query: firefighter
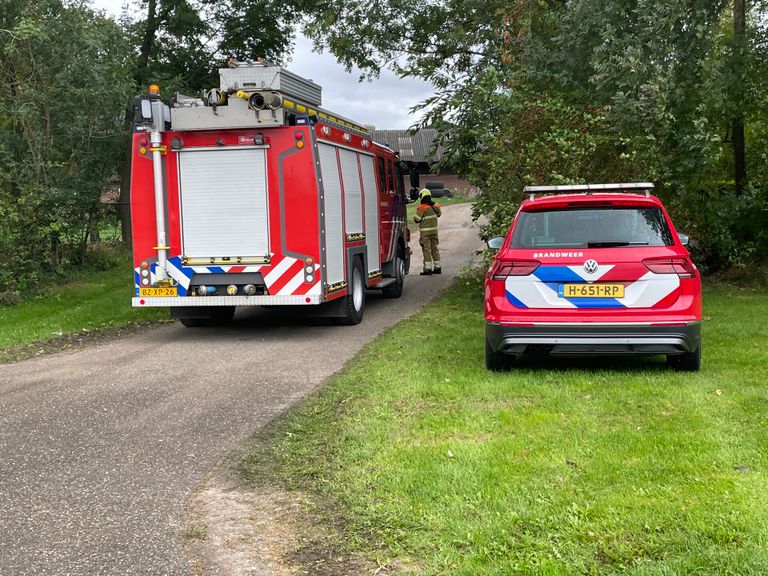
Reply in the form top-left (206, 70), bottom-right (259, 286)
top-left (414, 188), bottom-right (442, 275)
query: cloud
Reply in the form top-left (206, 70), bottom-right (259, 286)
top-left (287, 34), bottom-right (434, 129)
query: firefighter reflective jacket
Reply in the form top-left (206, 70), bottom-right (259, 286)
top-left (414, 202), bottom-right (442, 236)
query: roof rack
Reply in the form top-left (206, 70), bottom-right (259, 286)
top-left (523, 182), bottom-right (654, 201)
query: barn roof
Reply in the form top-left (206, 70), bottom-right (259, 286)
top-left (372, 128), bottom-right (444, 163)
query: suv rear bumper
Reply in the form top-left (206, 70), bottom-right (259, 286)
top-left (486, 321), bottom-right (701, 356)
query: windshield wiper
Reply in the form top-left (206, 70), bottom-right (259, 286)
top-left (587, 241), bottom-right (649, 248)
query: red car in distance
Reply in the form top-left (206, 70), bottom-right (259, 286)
top-left (484, 183), bottom-right (702, 371)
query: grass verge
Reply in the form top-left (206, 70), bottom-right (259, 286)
top-left (241, 277), bottom-right (768, 575)
top-left (0, 263), bottom-right (168, 361)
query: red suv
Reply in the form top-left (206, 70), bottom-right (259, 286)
top-left (484, 183), bottom-right (702, 371)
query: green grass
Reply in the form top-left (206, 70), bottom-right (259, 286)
top-left (0, 263), bottom-right (168, 351)
top-left (241, 278), bottom-right (768, 574)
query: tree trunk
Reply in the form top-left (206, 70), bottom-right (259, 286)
top-left (733, 0), bottom-right (746, 193)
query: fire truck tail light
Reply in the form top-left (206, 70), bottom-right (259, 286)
top-left (140, 261), bottom-right (149, 269)
top-left (305, 265), bottom-right (313, 274)
top-left (141, 278), bottom-right (150, 286)
top-left (305, 257), bottom-right (313, 265)
top-left (490, 259), bottom-right (540, 279)
top-left (141, 269), bottom-right (149, 278)
top-left (306, 275), bottom-right (314, 283)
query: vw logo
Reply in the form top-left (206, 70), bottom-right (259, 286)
top-left (583, 259), bottom-right (599, 274)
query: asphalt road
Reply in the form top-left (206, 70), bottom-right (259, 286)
top-left (0, 204), bottom-right (481, 576)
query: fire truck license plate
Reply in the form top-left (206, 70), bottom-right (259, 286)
top-left (562, 284), bottom-right (624, 298)
top-left (140, 287), bottom-right (178, 297)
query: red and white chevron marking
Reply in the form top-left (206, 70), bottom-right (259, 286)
top-left (190, 256), bottom-right (320, 296)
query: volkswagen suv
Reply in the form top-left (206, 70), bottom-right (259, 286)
top-left (484, 183), bottom-right (702, 371)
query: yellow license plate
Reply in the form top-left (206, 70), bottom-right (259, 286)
top-left (139, 287), bottom-right (178, 297)
top-left (562, 283), bottom-right (624, 298)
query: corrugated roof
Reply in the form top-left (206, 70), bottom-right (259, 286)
top-left (372, 128), bottom-right (443, 163)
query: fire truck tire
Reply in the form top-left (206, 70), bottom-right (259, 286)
top-left (178, 306), bottom-right (235, 327)
top-left (335, 258), bottom-right (365, 325)
top-left (383, 250), bottom-right (405, 299)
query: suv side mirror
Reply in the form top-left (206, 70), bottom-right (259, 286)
top-left (487, 237), bottom-right (504, 251)
top-left (678, 232), bottom-right (690, 247)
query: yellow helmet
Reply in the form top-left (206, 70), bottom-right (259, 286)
top-left (419, 188), bottom-right (432, 201)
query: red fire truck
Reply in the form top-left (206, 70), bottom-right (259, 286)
top-left (130, 63), bottom-right (410, 326)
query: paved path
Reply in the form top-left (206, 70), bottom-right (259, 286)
top-left (0, 204), bottom-right (481, 576)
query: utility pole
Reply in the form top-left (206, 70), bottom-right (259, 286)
top-left (733, 0), bottom-right (746, 194)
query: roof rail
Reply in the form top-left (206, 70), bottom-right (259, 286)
top-left (523, 182), bottom-right (654, 201)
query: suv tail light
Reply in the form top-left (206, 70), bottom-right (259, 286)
top-left (643, 257), bottom-right (695, 278)
top-left (490, 259), bottom-right (540, 279)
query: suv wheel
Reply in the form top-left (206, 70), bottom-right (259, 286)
top-left (667, 343), bottom-right (702, 372)
top-left (485, 339), bottom-right (516, 371)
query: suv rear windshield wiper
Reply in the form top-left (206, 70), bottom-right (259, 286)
top-left (587, 241), bottom-right (650, 248)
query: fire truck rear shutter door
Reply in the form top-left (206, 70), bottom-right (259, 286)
top-left (178, 148), bottom-right (269, 260)
top-left (318, 143), bottom-right (345, 285)
top-left (339, 149), bottom-right (363, 235)
top-left (359, 155), bottom-right (380, 273)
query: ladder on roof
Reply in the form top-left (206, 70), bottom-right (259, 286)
top-left (523, 182), bottom-right (654, 201)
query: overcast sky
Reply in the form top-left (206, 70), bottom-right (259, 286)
top-left (91, 0), bottom-right (434, 129)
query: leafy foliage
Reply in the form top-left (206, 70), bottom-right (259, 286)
top-left (304, 0), bottom-right (768, 271)
top-left (0, 0), bottom-right (133, 292)
top-left (122, 0), bottom-right (311, 92)
top-left (0, 0), bottom-right (305, 295)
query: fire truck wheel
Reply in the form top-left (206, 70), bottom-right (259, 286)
top-left (178, 306), bottom-right (235, 327)
top-left (336, 258), bottom-right (365, 325)
top-left (383, 250), bottom-right (405, 299)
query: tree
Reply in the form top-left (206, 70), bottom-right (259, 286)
top-left (0, 0), bottom-right (133, 292)
top-left (116, 0), bottom-right (314, 243)
top-left (303, 0), bottom-right (768, 269)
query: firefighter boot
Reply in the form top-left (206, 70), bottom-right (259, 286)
top-left (420, 269), bottom-right (433, 276)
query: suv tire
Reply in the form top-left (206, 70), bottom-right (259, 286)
top-left (485, 339), bottom-right (516, 371)
top-left (667, 343), bottom-right (701, 372)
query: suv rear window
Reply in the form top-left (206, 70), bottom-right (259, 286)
top-left (510, 207), bottom-right (674, 248)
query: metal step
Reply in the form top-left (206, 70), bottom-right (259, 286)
top-left (369, 278), bottom-right (397, 290)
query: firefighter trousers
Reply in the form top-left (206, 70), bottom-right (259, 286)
top-left (420, 235), bottom-right (440, 271)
